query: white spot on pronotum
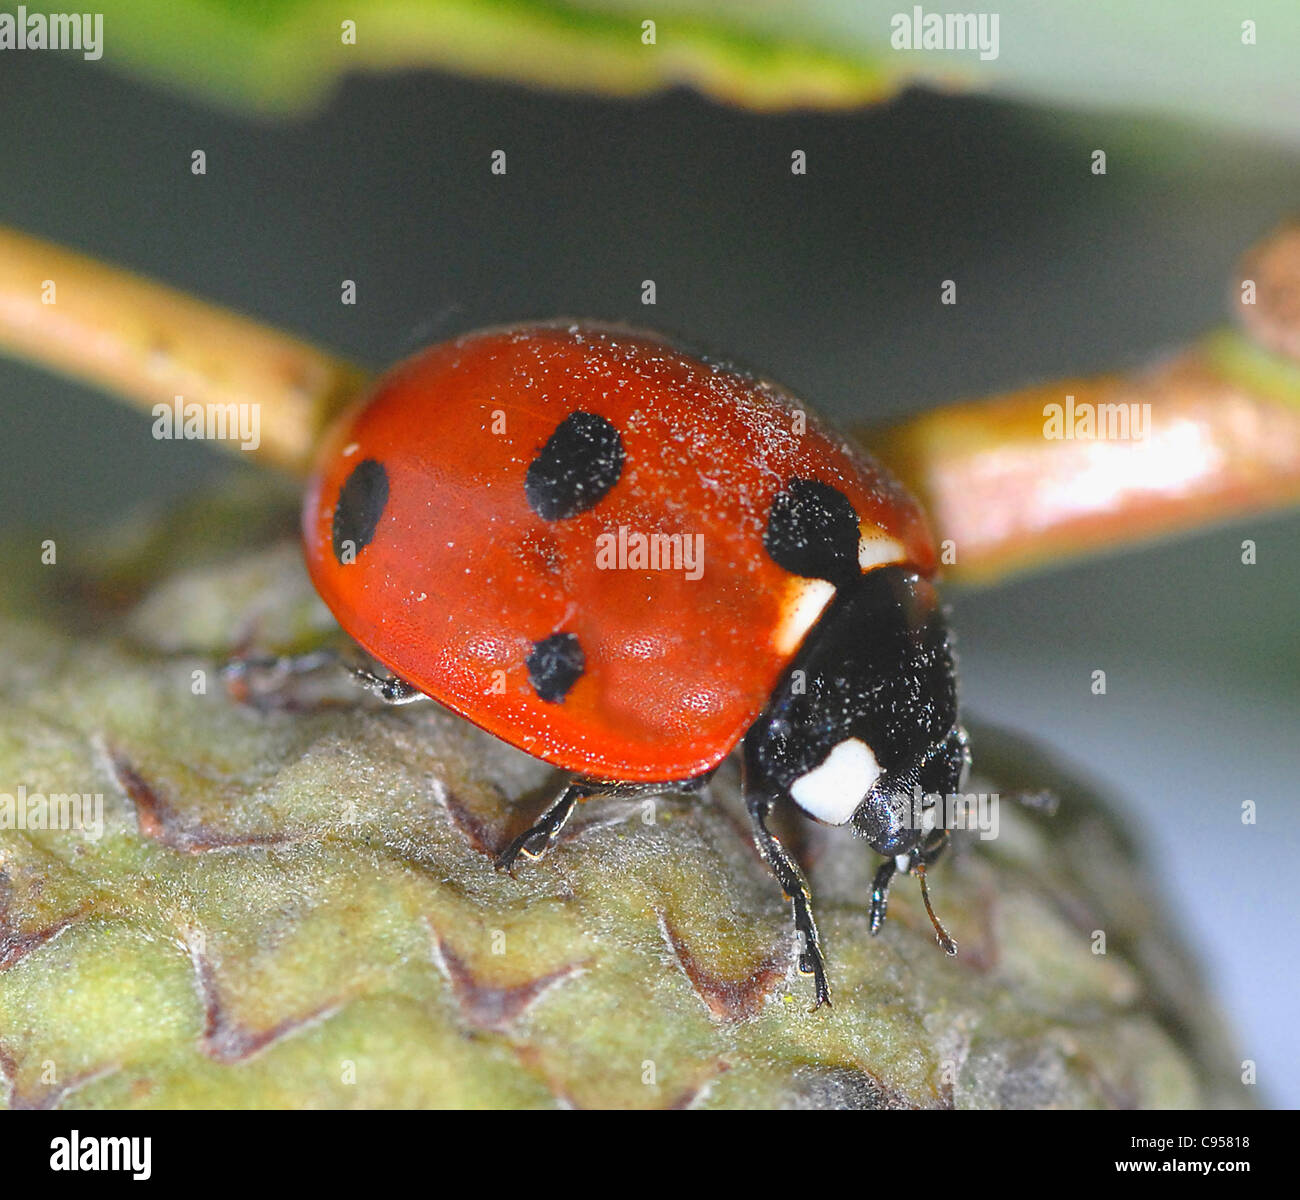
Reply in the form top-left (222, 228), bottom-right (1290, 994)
top-left (789, 738), bottom-right (883, 826)
top-left (772, 578), bottom-right (836, 655)
top-left (342, 442), bottom-right (359, 457)
top-left (857, 529), bottom-right (906, 572)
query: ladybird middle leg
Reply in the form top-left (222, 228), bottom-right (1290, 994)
top-left (495, 777), bottom-right (710, 872)
top-left (494, 778), bottom-right (599, 872)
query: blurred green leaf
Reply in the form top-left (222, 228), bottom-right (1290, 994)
top-left (16, 0), bottom-right (1297, 143)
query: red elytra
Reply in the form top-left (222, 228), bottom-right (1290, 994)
top-left (302, 323), bottom-right (936, 781)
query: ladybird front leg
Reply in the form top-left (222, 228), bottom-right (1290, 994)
top-left (868, 829), bottom-right (955, 949)
top-left (745, 790), bottom-right (831, 1010)
top-left (868, 855), bottom-right (897, 935)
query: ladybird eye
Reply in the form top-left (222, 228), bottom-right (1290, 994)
top-left (525, 411), bottom-right (624, 521)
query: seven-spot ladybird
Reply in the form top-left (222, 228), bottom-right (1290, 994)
top-left (302, 322), bottom-right (969, 1006)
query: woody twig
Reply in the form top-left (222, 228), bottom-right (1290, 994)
top-left (1, 221), bottom-right (1297, 585)
top-left (865, 223), bottom-right (1300, 585)
top-left (0, 226), bottom-right (366, 475)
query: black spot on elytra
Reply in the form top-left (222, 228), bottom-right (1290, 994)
top-left (763, 478), bottom-right (860, 584)
top-left (526, 632), bottom-right (585, 703)
top-left (332, 458), bottom-right (389, 564)
top-left (525, 412), bottom-right (624, 521)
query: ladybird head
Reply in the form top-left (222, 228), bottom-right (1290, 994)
top-left (743, 567), bottom-right (967, 857)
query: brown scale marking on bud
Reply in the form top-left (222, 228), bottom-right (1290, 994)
top-left (0, 872), bottom-right (91, 971)
top-left (437, 781), bottom-right (512, 858)
top-left (659, 912), bottom-right (787, 1022)
top-left (188, 946), bottom-right (345, 1064)
top-left (428, 925), bottom-right (587, 1033)
top-left (510, 1041), bottom-right (729, 1110)
top-left (107, 749), bottom-right (293, 853)
top-left (0, 1038), bottom-right (120, 1109)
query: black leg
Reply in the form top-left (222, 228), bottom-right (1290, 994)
top-left (494, 779), bottom-right (597, 871)
top-left (869, 856), bottom-right (897, 935)
top-left (495, 775), bottom-right (714, 873)
top-left (869, 829), bottom-right (955, 954)
top-left (745, 789), bottom-right (830, 1009)
top-left (349, 662), bottom-right (427, 705)
top-left (221, 647), bottom-right (428, 709)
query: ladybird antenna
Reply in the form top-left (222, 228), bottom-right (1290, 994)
top-left (913, 860), bottom-right (958, 956)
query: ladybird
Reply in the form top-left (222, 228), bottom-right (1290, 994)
top-left (302, 322), bottom-right (969, 1006)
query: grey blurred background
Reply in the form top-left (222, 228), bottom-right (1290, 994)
top-left (2, 50), bottom-right (1297, 1102)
